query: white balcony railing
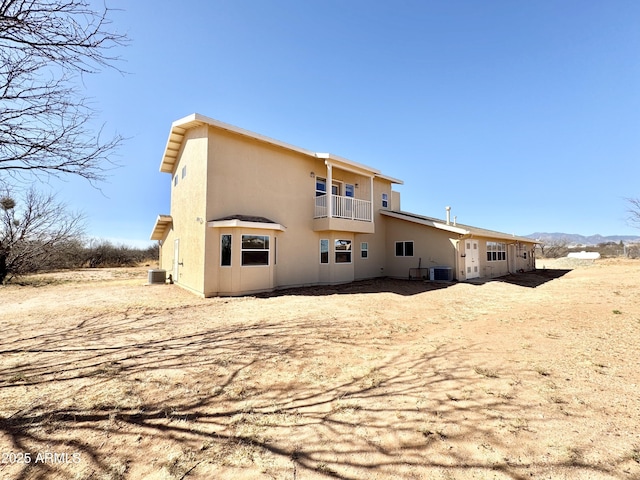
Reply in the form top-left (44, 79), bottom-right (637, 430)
top-left (314, 194), bottom-right (372, 222)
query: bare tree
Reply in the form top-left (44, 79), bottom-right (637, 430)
top-left (537, 238), bottom-right (569, 259)
top-left (627, 197), bottom-right (640, 229)
top-left (0, 187), bottom-right (85, 283)
top-left (0, 0), bottom-right (128, 184)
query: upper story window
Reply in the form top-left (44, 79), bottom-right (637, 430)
top-left (173, 175), bottom-right (178, 187)
top-left (382, 193), bottom-right (389, 208)
top-left (316, 178), bottom-right (327, 196)
top-left (345, 184), bottom-right (355, 198)
top-left (241, 235), bottom-right (270, 266)
top-left (181, 165), bottom-right (187, 179)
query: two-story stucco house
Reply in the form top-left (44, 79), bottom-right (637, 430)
top-left (150, 113), bottom-right (537, 297)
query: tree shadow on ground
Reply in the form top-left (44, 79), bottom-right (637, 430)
top-left (0, 301), bottom-right (635, 479)
top-left (259, 269), bottom-right (572, 298)
top-left (256, 277), bottom-right (453, 298)
top-left (0, 308), bottom-right (636, 480)
top-left (467, 268), bottom-right (573, 288)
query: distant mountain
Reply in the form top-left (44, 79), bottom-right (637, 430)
top-left (526, 232), bottom-right (640, 245)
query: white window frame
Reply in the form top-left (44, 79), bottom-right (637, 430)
top-left (335, 239), bottom-right (352, 264)
top-left (345, 184), bottom-right (355, 198)
top-left (320, 239), bottom-right (329, 264)
top-left (331, 180), bottom-right (342, 196)
top-left (316, 177), bottom-right (327, 197)
top-left (486, 241), bottom-right (506, 262)
top-left (220, 234), bottom-right (232, 267)
top-left (361, 242), bottom-right (368, 259)
top-left (241, 235), bottom-right (270, 266)
top-left (382, 193), bottom-right (389, 208)
top-left (395, 240), bottom-right (414, 257)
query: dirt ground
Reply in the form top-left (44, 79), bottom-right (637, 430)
top-left (0, 258), bottom-right (639, 480)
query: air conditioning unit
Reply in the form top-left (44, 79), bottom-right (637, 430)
top-left (148, 269), bottom-right (167, 284)
top-left (429, 266), bottom-right (453, 282)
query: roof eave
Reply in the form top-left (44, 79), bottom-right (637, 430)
top-left (376, 173), bottom-right (404, 185)
top-left (381, 210), bottom-right (538, 243)
top-left (207, 219), bottom-right (286, 231)
top-left (381, 210), bottom-right (468, 234)
top-left (158, 114), bottom-right (404, 184)
top-left (150, 215), bottom-right (173, 241)
top-left (160, 113), bottom-right (320, 174)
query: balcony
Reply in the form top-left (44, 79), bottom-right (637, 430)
top-left (313, 194), bottom-right (374, 233)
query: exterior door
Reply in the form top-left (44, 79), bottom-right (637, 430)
top-left (345, 183), bottom-right (354, 218)
top-left (465, 240), bottom-right (480, 279)
top-left (331, 182), bottom-right (341, 217)
top-left (173, 239), bottom-right (180, 281)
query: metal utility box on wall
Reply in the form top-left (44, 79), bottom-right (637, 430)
top-left (429, 266), bottom-right (453, 282)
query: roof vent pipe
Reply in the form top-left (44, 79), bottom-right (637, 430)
top-left (445, 206), bottom-right (451, 225)
top-left (453, 216), bottom-right (457, 226)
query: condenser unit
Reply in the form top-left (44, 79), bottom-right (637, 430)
top-left (148, 269), bottom-right (167, 284)
top-left (429, 266), bottom-right (453, 282)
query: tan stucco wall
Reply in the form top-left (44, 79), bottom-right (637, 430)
top-left (201, 127), bottom-right (391, 294)
top-left (477, 238), bottom-right (509, 278)
top-left (159, 126), bottom-right (209, 294)
top-left (383, 217), bottom-right (458, 279)
top-left (515, 243), bottom-right (536, 271)
top-left (206, 128), bottom-right (323, 290)
top-left (456, 236), bottom-right (537, 280)
top-left (381, 219), bottom-right (539, 281)
top-left (391, 190), bottom-right (401, 212)
top-left (354, 231), bottom-right (386, 280)
top-left (204, 226), bottom-right (279, 296)
top-left (313, 232), bottom-right (356, 286)
top-left (353, 177), bottom-right (394, 279)
top-left (464, 237), bottom-right (536, 279)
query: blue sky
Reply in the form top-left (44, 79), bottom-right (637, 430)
top-left (50, 0), bottom-right (640, 246)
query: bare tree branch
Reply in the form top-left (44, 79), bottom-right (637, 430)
top-left (0, 0), bottom-right (128, 184)
top-left (627, 197), bottom-right (640, 229)
top-left (0, 186), bottom-right (85, 282)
